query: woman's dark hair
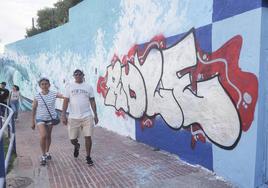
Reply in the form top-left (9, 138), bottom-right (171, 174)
top-left (38, 77), bottom-right (50, 86)
top-left (13, 85), bottom-right (19, 91)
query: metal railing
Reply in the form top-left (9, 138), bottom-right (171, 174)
top-left (0, 104), bottom-right (16, 188)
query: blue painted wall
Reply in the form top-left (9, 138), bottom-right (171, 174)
top-left (212, 8), bottom-right (261, 188)
top-left (1, 0), bottom-right (267, 187)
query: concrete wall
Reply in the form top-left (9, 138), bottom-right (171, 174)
top-left (1, 0), bottom-right (267, 187)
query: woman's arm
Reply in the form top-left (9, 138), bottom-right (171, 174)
top-left (32, 99), bottom-right (37, 130)
top-left (56, 93), bottom-right (64, 99)
top-left (7, 91), bottom-right (11, 106)
top-left (18, 92), bottom-right (22, 106)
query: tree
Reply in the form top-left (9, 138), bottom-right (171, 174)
top-left (25, 0), bottom-right (83, 37)
top-left (37, 8), bottom-right (57, 32)
top-left (54, 1), bottom-right (69, 25)
top-left (25, 27), bottom-right (40, 38)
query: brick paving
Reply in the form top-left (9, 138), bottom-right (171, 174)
top-left (7, 111), bottom-right (234, 188)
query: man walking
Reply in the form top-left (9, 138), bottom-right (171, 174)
top-left (61, 69), bottom-right (98, 166)
top-left (0, 82), bottom-right (10, 117)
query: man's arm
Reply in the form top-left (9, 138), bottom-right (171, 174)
top-left (4, 90), bottom-right (9, 102)
top-left (32, 99), bottom-right (37, 130)
top-left (90, 97), bottom-right (98, 125)
top-left (61, 97), bottom-right (69, 125)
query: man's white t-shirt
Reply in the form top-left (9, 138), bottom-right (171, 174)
top-left (65, 82), bottom-right (94, 119)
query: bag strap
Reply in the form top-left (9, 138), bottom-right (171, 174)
top-left (39, 93), bottom-right (53, 120)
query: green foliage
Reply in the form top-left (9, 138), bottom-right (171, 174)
top-left (54, 1), bottom-right (69, 26)
top-left (25, 27), bottom-right (40, 38)
top-left (37, 8), bottom-right (57, 32)
top-left (25, 0), bottom-right (82, 37)
top-left (3, 134), bottom-right (16, 173)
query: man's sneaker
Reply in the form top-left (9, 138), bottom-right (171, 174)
top-left (74, 143), bottom-right (80, 158)
top-left (45, 153), bottom-right (52, 160)
top-left (40, 155), bottom-right (47, 166)
top-left (86, 156), bottom-right (94, 166)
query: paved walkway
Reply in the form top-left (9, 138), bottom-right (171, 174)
top-left (6, 112), bottom-right (234, 188)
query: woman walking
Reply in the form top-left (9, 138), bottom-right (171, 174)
top-left (31, 78), bottom-right (63, 166)
top-left (9, 85), bottom-right (21, 121)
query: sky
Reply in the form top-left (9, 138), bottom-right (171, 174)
top-left (0, 0), bottom-right (57, 53)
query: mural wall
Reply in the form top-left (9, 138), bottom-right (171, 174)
top-left (97, 29), bottom-right (258, 150)
top-left (0, 0), bottom-right (267, 187)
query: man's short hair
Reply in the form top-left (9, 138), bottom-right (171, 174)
top-left (1, 82), bottom-right (6, 86)
top-left (73, 69), bottom-right (84, 76)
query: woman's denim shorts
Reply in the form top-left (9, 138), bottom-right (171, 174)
top-left (36, 119), bottom-right (53, 126)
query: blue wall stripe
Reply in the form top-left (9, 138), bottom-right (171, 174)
top-left (213, 0), bottom-right (262, 22)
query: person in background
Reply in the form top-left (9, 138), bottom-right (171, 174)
top-left (61, 69), bottom-right (99, 166)
top-left (32, 78), bottom-right (63, 166)
top-left (0, 82), bottom-right (10, 117)
top-left (9, 85), bottom-right (21, 121)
